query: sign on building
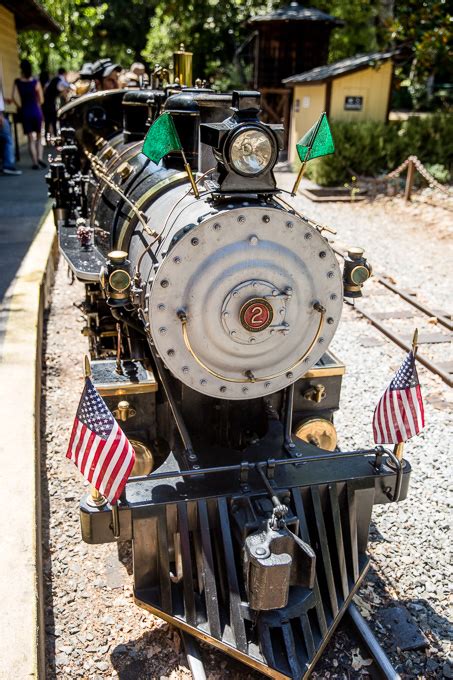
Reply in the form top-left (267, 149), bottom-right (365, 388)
top-left (344, 96), bottom-right (363, 111)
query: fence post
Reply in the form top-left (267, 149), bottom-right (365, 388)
top-left (404, 157), bottom-right (415, 202)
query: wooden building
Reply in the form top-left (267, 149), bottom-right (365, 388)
top-left (0, 0), bottom-right (60, 144)
top-left (283, 51), bottom-right (395, 162)
top-left (249, 2), bottom-right (342, 145)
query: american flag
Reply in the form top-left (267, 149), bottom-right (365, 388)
top-left (66, 377), bottom-right (135, 504)
top-left (373, 350), bottom-right (425, 444)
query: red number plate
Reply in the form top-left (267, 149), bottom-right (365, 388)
top-left (240, 298), bottom-right (274, 332)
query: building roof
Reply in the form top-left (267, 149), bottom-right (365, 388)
top-left (1, 0), bottom-right (61, 33)
top-left (283, 50), bottom-right (395, 85)
top-left (249, 2), bottom-right (343, 26)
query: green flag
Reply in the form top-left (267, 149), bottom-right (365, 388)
top-left (142, 112), bottom-right (182, 164)
top-left (296, 112), bottom-right (334, 163)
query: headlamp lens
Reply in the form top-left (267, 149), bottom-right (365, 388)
top-left (229, 128), bottom-right (273, 176)
top-left (109, 269), bottom-right (131, 292)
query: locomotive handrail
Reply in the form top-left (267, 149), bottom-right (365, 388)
top-left (178, 304), bottom-right (325, 383)
top-left (125, 447), bottom-right (394, 485)
top-left (85, 148), bottom-right (160, 240)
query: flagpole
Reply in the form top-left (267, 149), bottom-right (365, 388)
top-left (83, 355), bottom-right (109, 507)
top-left (412, 327), bottom-right (419, 357)
top-left (180, 148), bottom-right (200, 199)
top-left (393, 328), bottom-right (419, 463)
top-left (112, 503), bottom-right (120, 538)
top-left (291, 149), bottom-right (310, 197)
top-left (84, 354), bottom-right (91, 378)
top-left (291, 113), bottom-right (324, 196)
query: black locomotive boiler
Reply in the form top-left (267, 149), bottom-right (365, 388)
top-left (47, 86), bottom-right (411, 679)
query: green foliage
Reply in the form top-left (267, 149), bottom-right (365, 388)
top-left (318, 0), bottom-right (379, 63)
top-left (304, 115), bottom-right (453, 186)
top-left (97, 0), bottom-right (157, 64)
top-left (143, 0), bottom-right (274, 85)
top-left (386, 1), bottom-right (452, 110)
top-left (16, 0), bottom-right (452, 109)
top-left (18, 0), bottom-right (107, 73)
top-left (424, 163), bottom-right (451, 184)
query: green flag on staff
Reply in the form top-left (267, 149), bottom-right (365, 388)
top-left (296, 112), bottom-right (335, 163)
top-left (142, 112), bottom-right (200, 198)
top-left (142, 112), bottom-right (182, 164)
top-left (292, 112), bottom-right (334, 194)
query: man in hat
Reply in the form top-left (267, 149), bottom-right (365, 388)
top-left (91, 59), bottom-right (122, 91)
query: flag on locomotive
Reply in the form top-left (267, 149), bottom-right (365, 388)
top-left (292, 111), bottom-right (335, 195)
top-left (296, 112), bottom-right (335, 163)
top-left (142, 111), bottom-right (199, 197)
top-left (373, 349), bottom-right (425, 444)
top-left (66, 376), bottom-right (135, 504)
top-left (142, 111), bottom-right (182, 163)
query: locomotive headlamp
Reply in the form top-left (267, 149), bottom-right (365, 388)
top-left (200, 90), bottom-right (283, 192)
top-left (229, 127), bottom-right (274, 177)
top-left (343, 247), bottom-right (372, 298)
top-left (104, 250), bottom-right (131, 305)
top-left (109, 269), bottom-right (131, 292)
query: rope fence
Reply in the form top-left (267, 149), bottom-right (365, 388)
top-left (385, 155), bottom-right (452, 198)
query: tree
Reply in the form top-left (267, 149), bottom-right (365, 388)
top-left (142, 0), bottom-right (275, 87)
top-left (94, 0), bottom-right (157, 65)
top-left (387, 0), bottom-right (452, 109)
top-left (18, 0), bottom-right (107, 74)
top-left (318, 0), bottom-right (379, 63)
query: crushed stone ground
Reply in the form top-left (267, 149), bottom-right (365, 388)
top-left (42, 186), bottom-right (452, 679)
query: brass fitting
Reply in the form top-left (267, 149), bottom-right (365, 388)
top-left (294, 418), bottom-right (337, 451)
top-left (113, 400), bottom-right (136, 422)
top-left (117, 162), bottom-right (133, 180)
top-left (302, 383), bottom-right (326, 403)
top-left (103, 146), bottom-right (115, 160)
top-left (343, 247), bottom-right (372, 298)
top-left (129, 439), bottom-right (154, 477)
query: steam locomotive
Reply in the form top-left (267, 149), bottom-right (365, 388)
top-left (47, 82), bottom-right (411, 678)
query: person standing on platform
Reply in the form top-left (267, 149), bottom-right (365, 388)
top-left (0, 81), bottom-right (21, 176)
top-left (43, 67), bottom-right (72, 138)
top-left (12, 59), bottom-right (46, 169)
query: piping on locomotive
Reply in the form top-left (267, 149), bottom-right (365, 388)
top-left (47, 83), bottom-right (410, 679)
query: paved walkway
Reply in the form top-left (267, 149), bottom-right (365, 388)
top-left (0, 151), bottom-right (50, 304)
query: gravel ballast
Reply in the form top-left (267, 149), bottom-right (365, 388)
top-left (42, 187), bottom-right (452, 679)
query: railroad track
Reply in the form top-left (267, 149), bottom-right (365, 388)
top-left (333, 245), bottom-right (452, 388)
top-left (179, 604), bottom-right (401, 680)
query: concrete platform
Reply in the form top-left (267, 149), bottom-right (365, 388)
top-left (0, 149), bottom-right (50, 304)
top-left (0, 165), bottom-right (57, 678)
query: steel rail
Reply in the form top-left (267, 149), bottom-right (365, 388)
top-left (181, 632), bottom-right (207, 680)
top-left (355, 305), bottom-right (453, 387)
top-left (347, 603), bottom-right (401, 680)
top-left (376, 276), bottom-right (453, 332)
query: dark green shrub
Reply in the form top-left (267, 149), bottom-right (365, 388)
top-left (303, 115), bottom-right (453, 186)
